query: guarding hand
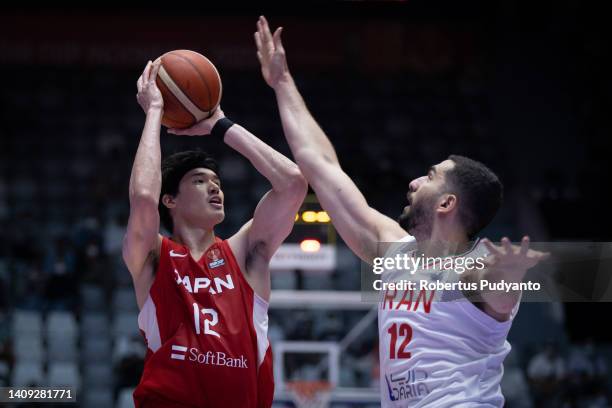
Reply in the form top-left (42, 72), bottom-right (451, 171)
top-left (255, 16), bottom-right (289, 89)
top-left (482, 236), bottom-right (550, 274)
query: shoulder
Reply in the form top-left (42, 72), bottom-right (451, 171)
top-left (375, 212), bottom-right (409, 243)
top-left (131, 234), bottom-right (164, 309)
top-left (148, 234), bottom-right (164, 273)
top-left (226, 220), bottom-right (251, 264)
top-left (379, 234), bottom-right (416, 259)
top-left (226, 219), bottom-right (270, 262)
top-left (153, 234), bottom-right (164, 258)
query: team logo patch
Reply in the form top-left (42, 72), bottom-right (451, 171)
top-left (207, 248), bottom-right (225, 269)
top-left (385, 370), bottom-right (430, 402)
top-left (171, 344), bottom-right (187, 360)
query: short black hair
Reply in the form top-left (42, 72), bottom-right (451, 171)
top-left (159, 149), bottom-right (219, 232)
top-left (445, 155), bottom-right (503, 239)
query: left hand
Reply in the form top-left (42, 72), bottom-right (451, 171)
top-left (136, 59), bottom-right (163, 113)
top-left (255, 16), bottom-right (290, 89)
top-left (167, 107), bottom-right (226, 136)
top-left (482, 236), bottom-right (550, 274)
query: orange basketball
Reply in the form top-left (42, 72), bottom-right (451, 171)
top-left (155, 50), bottom-right (222, 129)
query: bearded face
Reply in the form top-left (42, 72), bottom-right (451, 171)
top-left (398, 189), bottom-right (439, 238)
top-left (398, 160), bottom-right (456, 239)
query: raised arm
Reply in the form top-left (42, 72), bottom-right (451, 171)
top-left (225, 122), bottom-right (307, 251)
top-left (255, 16), bottom-right (406, 264)
top-left (122, 60), bottom-right (164, 307)
top-left (169, 109), bottom-right (307, 299)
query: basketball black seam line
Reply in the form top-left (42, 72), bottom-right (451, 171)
top-left (157, 77), bottom-right (194, 125)
top-left (171, 52), bottom-right (214, 114)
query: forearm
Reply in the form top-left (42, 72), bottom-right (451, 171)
top-left (479, 267), bottom-right (526, 317)
top-left (273, 74), bottom-right (339, 165)
top-left (223, 123), bottom-right (303, 192)
top-left (129, 107), bottom-right (163, 200)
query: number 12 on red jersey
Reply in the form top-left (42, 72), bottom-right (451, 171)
top-left (193, 302), bottom-right (220, 338)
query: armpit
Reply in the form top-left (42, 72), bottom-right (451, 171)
top-left (246, 240), bottom-right (269, 269)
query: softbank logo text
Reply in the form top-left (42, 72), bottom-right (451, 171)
top-left (170, 344), bottom-right (248, 368)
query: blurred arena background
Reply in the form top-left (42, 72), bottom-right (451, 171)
top-left (0, 2), bottom-right (611, 407)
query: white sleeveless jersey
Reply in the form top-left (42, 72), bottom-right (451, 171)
top-left (378, 235), bottom-right (519, 407)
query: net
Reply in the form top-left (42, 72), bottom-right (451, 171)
top-left (287, 380), bottom-right (332, 408)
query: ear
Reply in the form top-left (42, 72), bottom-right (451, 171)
top-left (437, 193), bottom-right (457, 214)
top-left (161, 193), bottom-right (176, 209)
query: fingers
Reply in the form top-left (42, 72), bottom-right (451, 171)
top-left (537, 251), bottom-right (551, 261)
top-left (520, 236), bottom-right (530, 256)
top-left (259, 15), bottom-right (274, 46)
top-left (256, 18), bottom-right (270, 51)
top-left (482, 238), bottom-right (502, 255)
top-left (256, 18), bottom-right (263, 44)
top-left (255, 21), bottom-right (266, 56)
top-left (530, 249), bottom-right (550, 261)
top-left (137, 60), bottom-right (150, 92)
top-left (482, 257), bottom-right (495, 269)
top-left (502, 237), bottom-right (513, 254)
top-left (168, 127), bottom-right (196, 136)
top-left (273, 27), bottom-right (285, 53)
top-left (143, 60), bottom-right (152, 83)
top-left (254, 31), bottom-right (262, 51)
top-left (539, 251), bottom-right (551, 261)
top-left (137, 75), bottom-right (144, 93)
top-left (254, 32), bottom-right (266, 63)
top-left (150, 59), bottom-right (162, 83)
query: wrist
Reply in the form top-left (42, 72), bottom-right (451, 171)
top-left (147, 104), bottom-right (163, 115)
top-left (211, 117), bottom-right (235, 139)
top-left (273, 72), bottom-right (294, 90)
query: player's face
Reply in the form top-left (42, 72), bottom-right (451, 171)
top-left (398, 160), bottom-right (455, 236)
top-left (174, 167), bottom-right (225, 229)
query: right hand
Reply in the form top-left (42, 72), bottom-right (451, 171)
top-left (136, 59), bottom-right (163, 113)
top-left (255, 16), bottom-right (289, 89)
top-left (167, 107), bottom-right (226, 136)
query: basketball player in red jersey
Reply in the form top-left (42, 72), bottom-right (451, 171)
top-left (123, 59), bottom-right (307, 407)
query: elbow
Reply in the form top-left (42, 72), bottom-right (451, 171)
top-left (285, 167), bottom-right (308, 198)
top-left (294, 147), bottom-right (321, 167)
top-left (129, 188), bottom-right (159, 204)
top-left (130, 191), bottom-right (159, 215)
top-left (294, 147), bottom-right (337, 172)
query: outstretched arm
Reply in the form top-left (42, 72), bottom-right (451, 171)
top-left (255, 16), bottom-right (406, 264)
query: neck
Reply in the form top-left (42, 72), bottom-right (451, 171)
top-left (414, 223), bottom-right (470, 258)
top-left (171, 223), bottom-right (216, 253)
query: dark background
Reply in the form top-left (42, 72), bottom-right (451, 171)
top-left (0, 1), bottom-right (610, 406)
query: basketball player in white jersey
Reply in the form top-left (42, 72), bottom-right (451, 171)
top-left (255, 16), bottom-right (548, 407)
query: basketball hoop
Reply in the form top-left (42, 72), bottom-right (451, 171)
top-left (287, 380), bottom-right (332, 408)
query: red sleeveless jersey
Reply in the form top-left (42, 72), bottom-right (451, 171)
top-left (133, 236), bottom-right (274, 407)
